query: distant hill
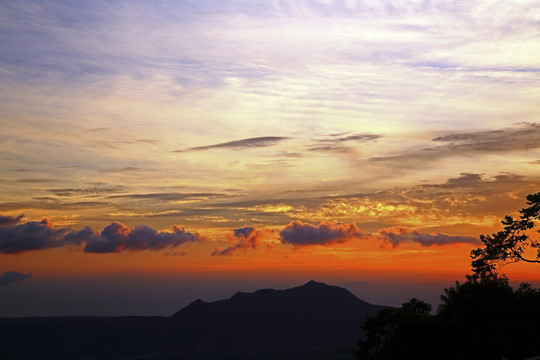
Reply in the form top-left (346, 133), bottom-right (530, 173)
top-left (0, 280), bottom-right (387, 359)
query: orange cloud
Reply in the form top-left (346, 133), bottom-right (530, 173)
top-left (212, 226), bottom-right (271, 256)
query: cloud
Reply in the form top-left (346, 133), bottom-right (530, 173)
top-left (212, 226), bottom-right (269, 256)
top-left (280, 221), bottom-right (368, 246)
top-left (107, 192), bottom-right (230, 201)
top-left (86, 140), bottom-right (125, 149)
top-left (0, 271), bottom-right (32, 287)
top-left (431, 123), bottom-right (540, 152)
top-left (15, 178), bottom-right (54, 183)
top-left (48, 183), bottom-right (128, 197)
top-left (327, 133), bottom-right (382, 143)
top-left (68, 222), bottom-right (205, 253)
top-left (0, 217), bottom-right (70, 254)
top-left (296, 171), bottom-right (540, 229)
top-left (307, 145), bottom-right (352, 153)
top-left (419, 172), bottom-right (526, 192)
top-left (173, 136), bottom-right (289, 152)
top-left (308, 133), bottom-right (382, 152)
top-left (420, 172), bottom-right (486, 189)
top-left (0, 215), bottom-right (204, 254)
top-left (136, 139), bottom-right (160, 144)
top-left (100, 167), bottom-right (148, 173)
top-left (378, 227), bottom-right (480, 247)
top-left (0, 199), bottom-right (115, 211)
top-left (0, 214), bottom-right (24, 226)
top-left (371, 123), bottom-right (540, 164)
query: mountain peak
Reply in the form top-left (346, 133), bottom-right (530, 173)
top-left (304, 280), bottom-right (325, 286)
top-left (190, 299), bottom-right (207, 305)
top-left (3, 281), bottom-right (389, 360)
top-left (168, 280), bottom-right (387, 358)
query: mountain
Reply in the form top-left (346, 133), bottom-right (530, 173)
top-left (0, 280), bottom-right (387, 359)
top-left (169, 280), bottom-right (386, 358)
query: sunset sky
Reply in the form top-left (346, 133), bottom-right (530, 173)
top-left (1, 0), bottom-right (540, 316)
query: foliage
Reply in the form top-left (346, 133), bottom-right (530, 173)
top-left (437, 274), bottom-right (519, 359)
top-left (358, 193), bottom-right (540, 359)
top-left (357, 274), bottom-right (540, 360)
top-left (471, 192), bottom-right (540, 275)
top-left (356, 298), bottom-right (436, 360)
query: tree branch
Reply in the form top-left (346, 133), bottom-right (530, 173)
top-left (516, 253), bottom-right (540, 263)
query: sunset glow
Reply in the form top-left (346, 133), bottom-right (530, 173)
top-left (1, 0), bottom-right (540, 316)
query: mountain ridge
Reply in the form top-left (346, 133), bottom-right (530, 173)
top-left (0, 280), bottom-right (388, 359)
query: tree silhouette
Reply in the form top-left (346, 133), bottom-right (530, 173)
top-left (471, 192), bottom-right (540, 275)
top-left (357, 274), bottom-right (540, 360)
top-left (437, 274), bottom-right (516, 359)
top-left (356, 298), bottom-right (436, 360)
top-left (358, 192), bottom-right (540, 359)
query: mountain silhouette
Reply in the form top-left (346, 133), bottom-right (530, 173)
top-left (0, 280), bottom-right (387, 359)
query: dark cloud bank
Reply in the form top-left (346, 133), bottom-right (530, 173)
top-left (0, 215), bottom-right (480, 256)
top-left (0, 270), bottom-right (32, 287)
top-left (378, 227), bottom-right (480, 247)
top-left (280, 221), bottom-right (368, 246)
top-left (279, 221), bottom-right (479, 248)
top-left (0, 215), bottom-right (203, 254)
top-left (0, 214), bottom-right (24, 226)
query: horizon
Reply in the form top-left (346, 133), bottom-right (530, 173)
top-left (0, 276), bottom-right (494, 317)
top-left (1, 0), bottom-right (540, 317)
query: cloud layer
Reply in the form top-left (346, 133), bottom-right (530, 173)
top-left (280, 221), bottom-right (368, 246)
top-left (0, 214), bottom-right (24, 226)
top-left (0, 270), bottom-right (32, 287)
top-left (71, 222), bottom-right (204, 254)
top-left (432, 123), bottom-right (540, 153)
top-left (371, 123), bottom-right (540, 165)
top-left (0, 216), bottom-right (204, 254)
top-left (278, 221), bottom-right (478, 248)
top-left (378, 227), bottom-right (480, 247)
top-left (0, 218), bottom-right (70, 254)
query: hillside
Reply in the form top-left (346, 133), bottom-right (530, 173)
top-left (0, 280), bottom-right (387, 359)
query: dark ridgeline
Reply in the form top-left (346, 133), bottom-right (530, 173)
top-left (0, 280), bottom-right (387, 359)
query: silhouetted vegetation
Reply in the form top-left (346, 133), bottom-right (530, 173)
top-left (358, 192), bottom-right (540, 360)
top-left (357, 274), bottom-right (540, 360)
top-left (471, 192), bottom-right (540, 275)
top-left (356, 298), bottom-right (436, 360)
top-left (357, 275), bottom-right (540, 360)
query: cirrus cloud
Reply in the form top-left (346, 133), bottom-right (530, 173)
top-left (173, 136), bottom-right (289, 152)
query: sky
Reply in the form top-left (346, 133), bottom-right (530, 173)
top-left (1, 0), bottom-right (540, 316)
